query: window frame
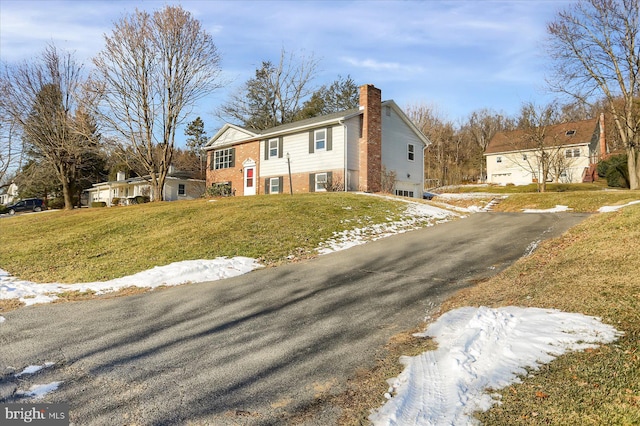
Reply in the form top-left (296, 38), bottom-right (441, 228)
top-left (407, 143), bottom-right (415, 162)
top-left (573, 148), bottom-right (580, 157)
top-left (315, 172), bottom-right (328, 192)
top-left (314, 129), bottom-right (326, 152)
top-left (496, 156), bottom-right (502, 163)
top-left (269, 177), bottom-right (280, 194)
top-left (178, 184), bottom-right (186, 196)
top-left (268, 138), bottom-right (279, 159)
top-left (214, 148), bottom-right (234, 170)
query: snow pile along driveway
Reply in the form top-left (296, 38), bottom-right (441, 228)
top-left (0, 257), bottom-right (263, 306)
top-left (370, 306), bottom-right (621, 426)
top-left (317, 199), bottom-right (456, 254)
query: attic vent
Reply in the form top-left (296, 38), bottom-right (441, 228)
top-left (565, 130), bottom-right (576, 136)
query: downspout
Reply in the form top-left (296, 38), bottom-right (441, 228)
top-left (423, 144), bottom-right (428, 194)
top-left (340, 118), bottom-right (348, 192)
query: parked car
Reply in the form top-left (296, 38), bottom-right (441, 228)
top-left (423, 192), bottom-right (437, 200)
top-left (6, 198), bottom-right (45, 215)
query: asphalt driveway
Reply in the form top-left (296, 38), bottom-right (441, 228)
top-left (0, 212), bottom-right (588, 425)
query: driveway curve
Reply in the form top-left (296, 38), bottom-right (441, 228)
top-left (0, 212), bottom-right (588, 425)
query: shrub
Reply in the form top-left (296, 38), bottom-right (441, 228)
top-left (112, 197), bottom-right (121, 206)
top-left (207, 183), bottom-right (233, 197)
top-left (47, 198), bottom-right (65, 210)
top-left (0, 205), bottom-right (7, 214)
top-left (134, 195), bottom-right (150, 204)
top-left (91, 201), bottom-right (107, 208)
top-left (598, 154), bottom-right (629, 188)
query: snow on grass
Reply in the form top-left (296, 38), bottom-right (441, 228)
top-left (370, 306), bottom-right (621, 426)
top-left (0, 257), bottom-right (263, 306)
top-left (523, 205), bottom-right (572, 213)
top-left (598, 200), bottom-right (640, 213)
top-left (317, 196), bottom-right (458, 254)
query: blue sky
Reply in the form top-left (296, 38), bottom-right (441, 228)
top-left (0, 0), bottom-right (568, 141)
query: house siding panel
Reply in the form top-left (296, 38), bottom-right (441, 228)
top-left (381, 106), bottom-right (425, 198)
top-left (260, 125), bottom-right (345, 178)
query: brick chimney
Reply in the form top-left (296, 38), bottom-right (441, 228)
top-left (358, 84), bottom-right (382, 192)
top-left (599, 113), bottom-right (607, 160)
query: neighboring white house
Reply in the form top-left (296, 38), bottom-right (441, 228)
top-left (85, 170), bottom-right (205, 207)
top-left (203, 84), bottom-right (430, 198)
top-left (0, 182), bottom-right (19, 205)
top-left (485, 115), bottom-right (607, 185)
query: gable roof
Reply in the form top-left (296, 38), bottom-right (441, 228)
top-left (486, 118), bottom-right (598, 155)
top-left (205, 100), bottom-right (430, 150)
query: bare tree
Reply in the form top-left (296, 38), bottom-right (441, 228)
top-left (219, 48), bottom-right (319, 130)
top-left (0, 121), bottom-right (21, 188)
top-left (0, 44), bottom-right (98, 209)
top-left (92, 5), bottom-right (223, 201)
top-left (515, 102), bottom-right (564, 192)
top-left (547, 0), bottom-right (640, 188)
top-left (466, 109), bottom-right (513, 182)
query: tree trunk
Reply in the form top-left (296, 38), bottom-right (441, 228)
top-left (61, 178), bottom-right (74, 210)
top-left (628, 146), bottom-right (640, 190)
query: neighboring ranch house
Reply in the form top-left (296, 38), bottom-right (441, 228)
top-left (485, 115), bottom-right (607, 185)
top-left (0, 182), bottom-right (19, 205)
top-left (86, 170), bottom-right (205, 207)
top-left (204, 84), bottom-right (429, 198)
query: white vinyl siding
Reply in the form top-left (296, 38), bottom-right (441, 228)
top-left (380, 104), bottom-right (424, 198)
top-left (260, 125), bottom-right (345, 177)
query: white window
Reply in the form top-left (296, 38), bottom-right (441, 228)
top-left (214, 148), bottom-right (234, 169)
top-left (178, 184), bottom-right (185, 196)
top-left (573, 148), bottom-right (580, 157)
top-left (315, 173), bottom-right (327, 191)
top-left (315, 129), bottom-right (326, 151)
top-left (522, 154), bottom-right (527, 161)
top-left (408, 144), bottom-right (415, 161)
top-left (269, 139), bottom-right (279, 158)
top-left (565, 149), bottom-right (573, 158)
top-left (269, 177), bottom-right (280, 194)
top-left (497, 157), bottom-right (502, 163)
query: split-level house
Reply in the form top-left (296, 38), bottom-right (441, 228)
top-left (204, 84), bottom-right (429, 198)
top-left (485, 114), bottom-right (607, 185)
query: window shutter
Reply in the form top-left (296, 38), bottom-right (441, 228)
top-left (264, 140), bottom-right (269, 160)
top-left (278, 176), bottom-right (284, 193)
top-left (230, 148), bottom-right (235, 168)
top-left (209, 152), bottom-right (214, 171)
top-left (278, 137), bottom-right (284, 158)
top-left (309, 131), bottom-right (315, 153)
top-left (327, 127), bottom-right (332, 151)
top-left (264, 178), bottom-right (270, 194)
top-left (309, 173), bottom-right (315, 192)
top-left (327, 171), bottom-right (333, 188)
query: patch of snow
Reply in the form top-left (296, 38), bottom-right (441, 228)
top-left (317, 195), bottom-right (457, 254)
top-left (16, 382), bottom-right (63, 399)
top-left (15, 362), bottom-right (55, 377)
top-left (369, 306), bottom-right (621, 426)
top-left (0, 257), bottom-right (263, 306)
top-left (0, 316), bottom-right (5, 324)
top-left (598, 200), bottom-right (640, 213)
top-left (523, 205), bottom-right (572, 213)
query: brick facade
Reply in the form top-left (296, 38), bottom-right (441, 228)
top-left (206, 140), bottom-right (260, 196)
top-left (358, 84), bottom-right (382, 192)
